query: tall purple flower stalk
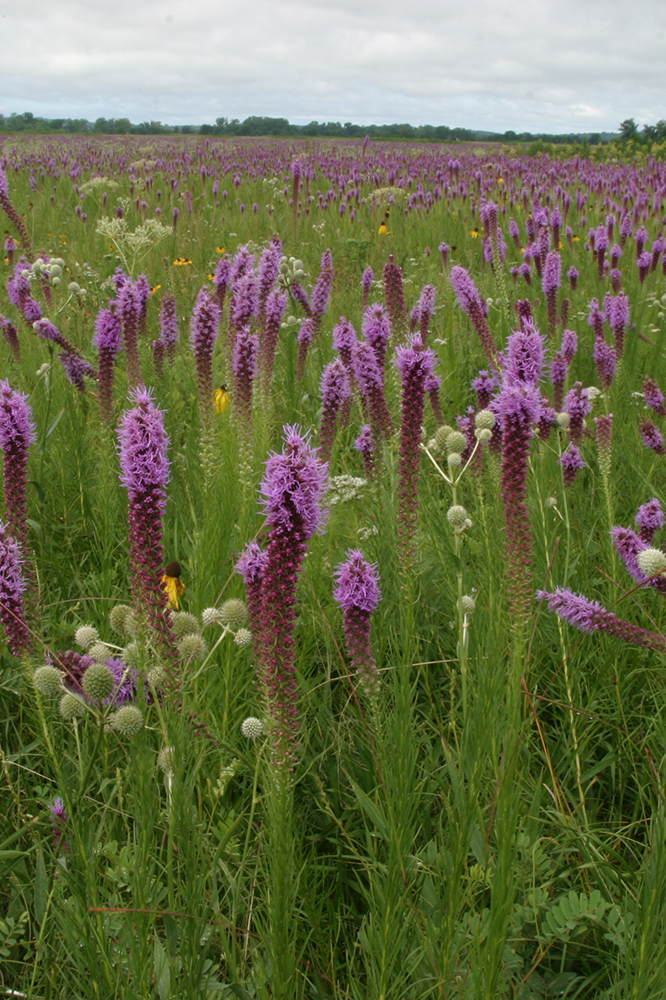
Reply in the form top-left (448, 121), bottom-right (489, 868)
top-left (0, 381), bottom-right (36, 557)
top-left (351, 340), bottom-right (394, 441)
top-left (417, 284), bottom-right (436, 344)
top-left (560, 443), bottom-right (586, 486)
top-left (213, 256), bottom-right (231, 312)
top-left (644, 377), bottom-right (666, 417)
top-left (59, 352), bottom-right (97, 393)
top-left (260, 287), bottom-right (287, 394)
top-left (232, 326), bottom-right (258, 451)
top-left (449, 265), bottom-right (498, 370)
top-left (93, 307), bottom-right (122, 422)
top-left (159, 292), bottom-right (179, 364)
top-left (0, 521), bottom-right (32, 655)
top-left (362, 304), bottom-right (391, 375)
top-left (564, 382), bottom-right (592, 443)
top-left (242, 427), bottom-right (328, 766)
top-left (1, 316), bottom-right (20, 360)
top-left (318, 359), bottom-right (352, 464)
top-left (361, 267), bottom-right (374, 309)
top-left (542, 252), bottom-right (561, 339)
top-left (0, 166), bottom-right (33, 262)
top-left (537, 589), bottom-right (666, 651)
top-left (310, 249), bottom-right (334, 334)
top-left (236, 542), bottom-right (269, 639)
top-left (393, 336), bottom-right (438, 565)
top-left (333, 550), bottom-right (381, 697)
top-left (495, 383), bottom-right (541, 623)
top-left (117, 279), bottom-right (143, 386)
top-left (383, 255), bottom-right (408, 342)
top-left (296, 318), bottom-right (315, 379)
top-left (190, 287), bottom-right (221, 429)
top-left (354, 424), bottom-right (376, 478)
top-left (117, 387), bottom-right (177, 667)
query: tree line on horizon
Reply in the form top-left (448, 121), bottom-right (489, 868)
top-left (0, 109), bottom-right (631, 145)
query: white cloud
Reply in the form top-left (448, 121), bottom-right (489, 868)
top-left (1, 0), bottom-right (665, 131)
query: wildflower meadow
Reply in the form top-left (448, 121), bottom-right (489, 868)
top-left (2, 133), bottom-right (666, 999)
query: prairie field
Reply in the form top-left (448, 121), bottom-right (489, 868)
top-left (2, 134), bottom-right (666, 999)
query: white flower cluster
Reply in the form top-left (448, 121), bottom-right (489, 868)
top-left (328, 475), bottom-right (368, 505)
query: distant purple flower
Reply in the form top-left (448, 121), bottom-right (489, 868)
top-left (644, 377), bottom-right (666, 417)
top-left (33, 317), bottom-right (82, 358)
top-left (636, 227), bottom-right (649, 257)
top-left (564, 382), bottom-right (592, 443)
top-left (232, 327), bottom-right (258, 444)
top-left (117, 387), bottom-right (177, 669)
top-left (310, 249), bottom-right (334, 333)
top-left (333, 550), bottom-right (381, 696)
top-left (362, 266), bottom-right (374, 309)
top-left (318, 359), bottom-right (352, 464)
top-left (332, 317), bottom-right (357, 371)
top-left (230, 272), bottom-right (259, 332)
top-left (1, 316), bottom-right (20, 360)
top-left (213, 256), bottom-right (231, 312)
top-left (518, 262), bottom-right (532, 285)
top-left (117, 279), bottom-right (143, 386)
top-left (0, 166), bottom-right (33, 261)
top-left (593, 336), bottom-right (617, 391)
top-left (439, 242), bottom-right (450, 266)
top-left (417, 284), bottom-right (436, 344)
top-left (383, 255), bottom-right (408, 341)
top-left (257, 238), bottom-right (282, 313)
top-left (561, 329), bottom-right (577, 365)
top-left (638, 251), bottom-right (651, 283)
top-left (190, 287), bottom-right (221, 427)
top-left (394, 336), bottom-right (437, 564)
top-left (354, 424), bottom-right (376, 479)
top-left (567, 266), bottom-right (579, 291)
top-left (639, 418), bottom-right (665, 454)
top-left (296, 318), bottom-right (315, 379)
top-left (0, 521), bottom-right (31, 655)
top-left (259, 287), bottom-right (287, 393)
top-left (159, 292), bottom-right (179, 364)
top-left (449, 265), bottom-right (498, 369)
top-left (472, 369), bottom-right (496, 409)
top-left (362, 303), bottom-right (391, 374)
top-left (537, 588), bottom-right (666, 650)
top-left (636, 498), bottom-right (665, 543)
top-left (606, 293), bottom-right (629, 355)
top-left (560, 443), bottom-right (586, 486)
top-left (542, 252), bottom-right (561, 338)
top-left (352, 340), bottom-right (394, 441)
top-left (235, 541), bottom-right (269, 639)
top-left (290, 280), bottom-right (311, 317)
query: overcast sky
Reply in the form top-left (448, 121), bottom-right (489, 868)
top-left (1, 0), bottom-right (665, 133)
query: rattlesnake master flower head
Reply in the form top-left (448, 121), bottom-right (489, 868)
top-left (75, 625), bottom-right (99, 650)
top-left (170, 611), bottom-right (201, 638)
top-left (88, 642), bottom-right (111, 664)
top-left (157, 746), bottom-right (175, 775)
top-left (109, 604), bottom-right (138, 637)
top-left (241, 716), bottom-right (265, 739)
top-left (475, 409), bottom-right (496, 431)
top-left (59, 692), bottom-right (87, 720)
top-left (445, 430), bottom-right (468, 454)
top-left (447, 505), bottom-right (469, 531)
top-left (637, 548), bottom-right (666, 578)
top-left (109, 705), bottom-right (144, 737)
top-left (82, 663), bottom-right (115, 703)
top-left (178, 633), bottom-right (207, 662)
top-left (219, 598), bottom-right (248, 627)
top-left (234, 627), bottom-right (252, 647)
top-left (34, 665), bottom-right (64, 697)
top-left (201, 607), bottom-right (224, 628)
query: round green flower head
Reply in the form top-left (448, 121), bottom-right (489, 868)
top-left (445, 430), bottom-right (467, 455)
top-left (434, 424), bottom-right (454, 451)
top-left (178, 633), bottom-right (207, 663)
top-left (474, 409), bottom-right (496, 430)
top-left (109, 604), bottom-right (137, 638)
top-left (157, 746), bottom-right (175, 775)
top-left (81, 663), bottom-right (115, 702)
top-left (121, 642), bottom-right (140, 667)
top-left (447, 505), bottom-right (469, 530)
top-left (459, 594), bottom-right (476, 615)
top-left (219, 598), bottom-right (248, 627)
top-left (170, 611), bottom-right (201, 638)
top-left (147, 665), bottom-right (166, 689)
top-left (241, 716), bottom-right (265, 739)
top-left (475, 427), bottom-right (492, 442)
top-left (110, 705), bottom-right (144, 737)
top-left (234, 627), bottom-right (252, 648)
top-left (201, 607), bottom-right (223, 628)
top-left (75, 625), bottom-right (99, 650)
top-left (34, 665), bottom-right (64, 698)
top-left (59, 692), bottom-right (87, 720)
top-left (447, 452), bottom-right (462, 469)
top-left (637, 548), bottom-right (666, 578)
top-left (88, 642), bottom-right (111, 664)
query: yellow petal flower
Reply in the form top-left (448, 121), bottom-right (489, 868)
top-left (161, 574), bottom-right (185, 610)
top-left (213, 385), bottom-right (231, 414)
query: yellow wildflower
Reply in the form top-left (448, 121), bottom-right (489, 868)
top-left (497, 177), bottom-right (504, 184)
top-left (215, 246), bottom-right (226, 254)
top-left (150, 284), bottom-right (161, 294)
top-left (470, 228), bottom-right (480, 239)
top-left (173, 257), bottom-right (192, 266)
top-left (161, 561), bottom-right (185, 610)
top-left (213, 385), bottom-right (231, 414)
top-left (572, 236), bottom-right (581, 243)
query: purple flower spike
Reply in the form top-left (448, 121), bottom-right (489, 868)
top-left (94, 307), bottom-right (122, 422)
top-left (449, 265), bottom-right (498, 369)
top-left (260, 287), bottom-right (287, 394)
top-left (296, 318), bottom-right (315, 379)
top-left (542, 252), bottom-right (561, 338)
top-left (417, 284), bottom-right (436, 344)
top-left (190, 287), bottom-right (221, 428)
top-left (362, 266), bottom-right (374, 309)
top-left (352, 340), bottom-right (394, 441)
top-left (0, 380), bottom-right (36, 555)
top-left (354, 424), bottom-right (376, 479)
top-left (159, 292), bottom-right (179, 365)
top-left (394, 335), bottom-right (438, 565)
top-left (232, 327), bottom-right (258, 447)
top-left (117, 387), bottom-right (177, 669)
top-left (362, 303), bottom-right (391, 375)
top-left (639, 418), bottom-right (665, 454)
top-left (567, 266), bottom-right (579, 291)
top-left (252, 426), bottom-right (328, 765)
top-left (636, 498), bottom-right (665, 543)
top-left (607, 293), bottom-right (629, 356)
top-left (332, 317), bottom-right (357, 371)
top-left (383, 255), bottom-right (408, 342)
top-left (1, 316), bottom-right (20, 360)
top-left (0, 167), bottom-right (34, 261)
top-left (235, 541), bottom-right (269, 640)
top-left (503, 320), bottom-right (546, 389)
top-left (564, 383), bottom-right (592, 443)
top-left (593, 336), bottom-right (617, 391)
top-left (310, 249), bottom-right (334, 334)
top-left (318, 359), bottom-right (352, 464)
top-left (59, 352), bottom-right (96, 393)
top-left (559, 443), bottom-right (586, 486)
top-left (333, 549), bottom-right (381, 697)
top-left (644, 377), bottom-right (666, 418)
top-left (0, 520), bottom-right (31, 655)
top-left (537, 589), bottom-right (666, 651)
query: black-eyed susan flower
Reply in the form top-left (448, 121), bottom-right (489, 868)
top-left (215, 246), bottom-right (226, 254)
top-left (470, 228), bottom-right (480, 239)
top-left (173, 257), bottom-right (192, 266)
top-left (150, 284), bottom-right (161, 295)
top-left (161, 560), bottom-right (186, 610)
top-left (213, 384), bottom-right (231, 414)
top-left (378, 211), bottom-right (390, 236)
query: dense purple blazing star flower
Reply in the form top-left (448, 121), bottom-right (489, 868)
top-left (593, 336), bottom-right (617, 391)
top-left (564, 383), bottom-right (592, 443)
top-left (542, 252), bottom-right (561, 338)
top-left (333, 549), bottom-right (381, 696)
top-left (567, 266), bottom-right (579, 291)
top-left (417, 284), bottom-right (436, 344)
top-left (159, 292), bottom-right (179, 364)
top-left (235, 541), bottom-right (269, 639)
top-left (361, 266), bottom-right (374, 309)
top-left (190, 287), bottom-right (221, 428)
top-left (351, 340), bottom-right (394, 441)
top-left (0, 165), bottom-right (34, 261)
top-left (93, 307), bottom-right (122, 422)
top-left (117, 279), bottom-right (143, 386)
top-left (383, 255), bottom-right (408, 341)
top-left (213, 256), bottom-right (231, 312)
top-left (0, 520), bottom-right (31, 655)
top-left (472, 370), bottom-right (496, 409)
top-left (503, 320), bottom-right (546, 389)
top-left (559, 443), bottom-right (586, 486)
top-left (310, 249), bottom-right (334, 333)
top-left (0, 380), bottom-right (36, 555)
top-left (1, 316), bottom-right (20, 360)
top-left (296, 318), bottom-right (315, 379)
top-left (362, 303), bottom-right (391, 375)
top-left (393, 335), bottom-right (438, 565)
top-left (354, 424), bottom-right (376, 478)
top-left (33, 318), bottom-right (82, 358)
top-left (639, 418), bottom-right (665, 454)
top-left (644, 377), bottom-right (666, 417)
top-left (636, 498), bottom-right (665, 543)
top-left (232, 327), bottom-right (258, 444)
top-left (537, 589), bottom-right (666, 650)
top-left (117, 386), bottom-right (177, 669)
top-left (59, 352), bottom-right (97, 393)
top-left (449, 265), bottom-right (498, 369)
top-left (260, 287), bottom-right (287, 394)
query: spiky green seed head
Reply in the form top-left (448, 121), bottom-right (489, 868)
top-left (241, 716), bottom-right (265, 739)
top-left (121, 642), bottom-right (140, 667)
top-left (556, 412), bottom-right (570, 428)
top-left (178, 633), bottom-right (207, 663)
top-left (234, 628), bottom-right (252, 648)
top-left (474, 409), bottom-right (496, 430)
top-left (88, 642), bottom-right (111, 664)
top-left (59, 692), bottom-right (87, 720)
top-left (147, 665), bottom-right (166, 688)
top-left (459, 594), bottom-right (476, 615)
top-left (475, 427), bottom-right (492, 442)
top-left (157, 746), bottom-right (175, 774)
top-left (638, 548), bottom-right (666, 578)
top-left (219, 598), bottom-right (248, 627)
top-left (446, 430), bottom-right (467, 454)
top-left (170, 611), bottom-right (201, 638)
top-left (109, 705), bottom-right (144, 737)
top-left (447, 452), bottom-right (462, 469)
top-left (447, 505), bottom-right (469, 530)
top-left (201, 607), bottom-right (223, 628)
top-left (75, 625), bottom-right (99, 650)
top-left (434, 424), bottom-right (454, 451)
top-left (109, 604), bottom-right (136, 637)
top-left (34, 666), bottom-right (64, 698)
top-left (81, 663), bottom-right (115, 702)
